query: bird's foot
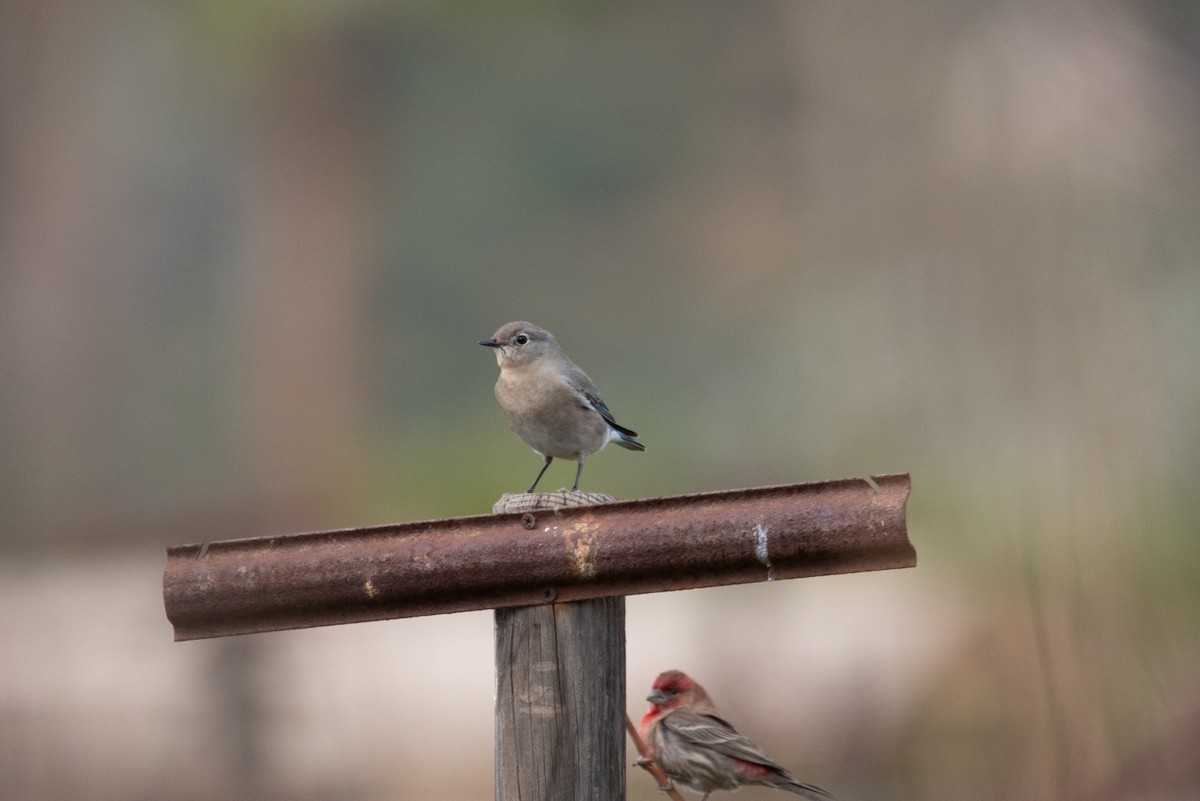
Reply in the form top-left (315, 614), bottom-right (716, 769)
top-left (633, 758), bottom-right (674, 792)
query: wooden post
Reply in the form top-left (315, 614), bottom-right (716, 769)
top-left (493, 491), bottom-right (626, 801)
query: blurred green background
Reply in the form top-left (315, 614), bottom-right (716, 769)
top-left (2, 1), bottom-right (1199, 799)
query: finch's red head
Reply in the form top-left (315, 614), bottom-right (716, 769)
top-left (645, 669), bottom-right (715, 713)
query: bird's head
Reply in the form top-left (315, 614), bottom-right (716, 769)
top-left (479, 321), bottom-right (558, 368)
top-left (645, 669), bottom-right (712, 712)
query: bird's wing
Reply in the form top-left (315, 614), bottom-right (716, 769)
top-left (660, 710), bottom-right (785, 770)
top-left (565, 367), bottom-right (639, 438)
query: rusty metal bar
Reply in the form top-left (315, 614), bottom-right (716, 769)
top-left (163, 473), bottom-right (914, 641)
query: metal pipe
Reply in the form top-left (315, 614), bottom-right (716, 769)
top-left (163, 473), bottom-right (914, 641)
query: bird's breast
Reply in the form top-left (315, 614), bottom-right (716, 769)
top-left (495, 367), bottom-right (608, 459)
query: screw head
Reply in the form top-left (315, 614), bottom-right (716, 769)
top-left (541, 587), bottom-right (557, 602)
top-left (521, 513), bottom-right (537, 529)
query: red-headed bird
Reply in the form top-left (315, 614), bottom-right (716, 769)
top-left (639, 670), bottom-right (837, 801)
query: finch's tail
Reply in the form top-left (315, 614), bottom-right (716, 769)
top-left (781, 778), bottom-right (838, 801)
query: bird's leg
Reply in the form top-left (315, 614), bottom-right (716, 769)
top-left (632, 757), bottom-right (673, 792)
top-left (572, 456), bottom-right (585, 491)
top-left (527, 455), bottom-right (553, 493)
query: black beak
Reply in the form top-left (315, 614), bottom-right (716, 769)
top-left (479, 338), bottom-right (501, 348)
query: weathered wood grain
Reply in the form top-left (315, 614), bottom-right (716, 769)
top-left (495, 490), bottom-right (625, 801)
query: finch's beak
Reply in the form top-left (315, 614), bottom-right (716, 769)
top-left (646, 689), bottom-right (669, 705)
top-left (479, 338), bottom-right (501, 348)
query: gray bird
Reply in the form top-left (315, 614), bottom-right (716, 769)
top-left (480, 321), bottom-right (645, 493)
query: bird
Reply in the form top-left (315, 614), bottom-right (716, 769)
top-left (479, 321), bottom-right (644, 493)
top-left (638, 669), bottom-right (838, 801)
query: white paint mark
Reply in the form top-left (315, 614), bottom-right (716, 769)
top-left (754, 521), bottom-right (774, 581)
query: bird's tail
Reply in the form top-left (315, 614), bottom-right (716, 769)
top-left (612, 429), bottom-right (646, 451)
top-left (781, 778), bottom-right (838, 801)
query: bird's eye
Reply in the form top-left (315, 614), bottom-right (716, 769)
top-left (514, 334), bottom-right (529, 345)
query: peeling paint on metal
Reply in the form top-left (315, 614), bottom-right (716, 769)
top-left (563, 521), bottom-right (598, 579)
top-left (753, 521), bottom-right (774, 581)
